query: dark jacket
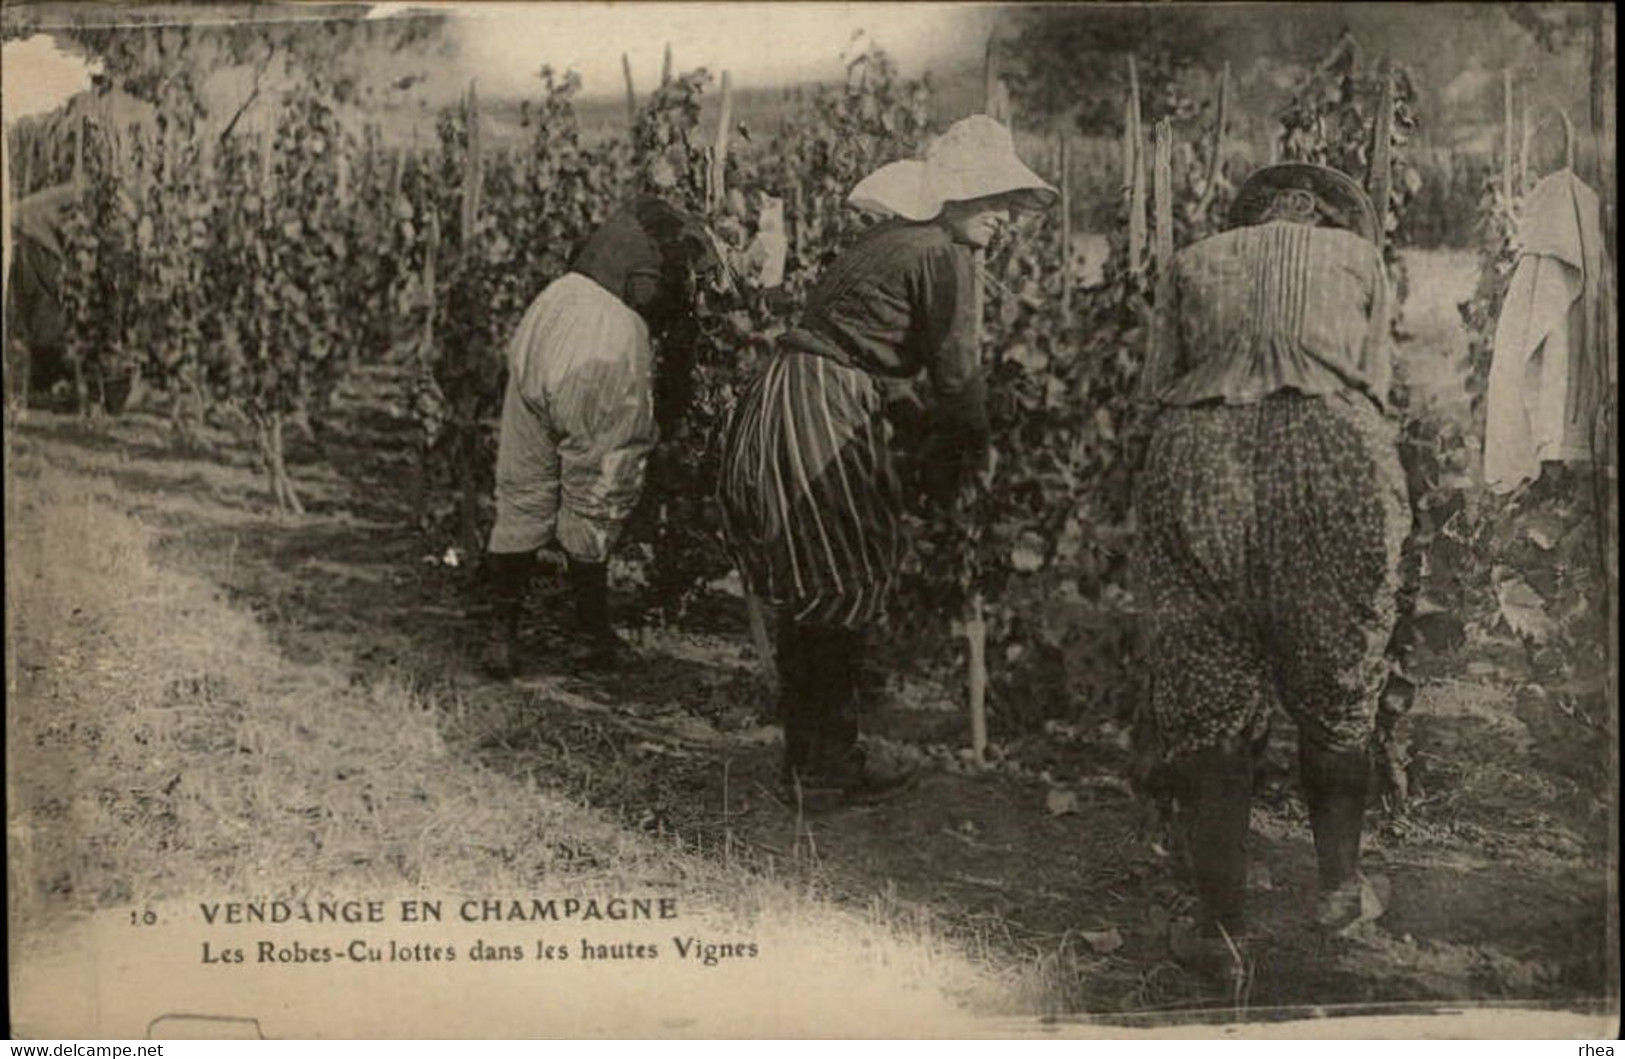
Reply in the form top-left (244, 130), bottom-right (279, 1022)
top-left (785, 220), bottom-right (990, 479)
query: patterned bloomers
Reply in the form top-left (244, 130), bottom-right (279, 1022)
top-left (1134, 391), bottom-right (1411, 759)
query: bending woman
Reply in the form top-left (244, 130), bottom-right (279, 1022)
top-left (1134, 163), bottom-right (1410, 973)
top-left (484, 196), bottom-right (721, 675)
top-left (718, 116), bottom-right (1056, 807)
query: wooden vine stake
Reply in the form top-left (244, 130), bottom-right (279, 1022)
top-left (1195, 61), bottom-right (1230, 219)
top-left (2, 128), bottom-right (15, 296)
top-left (258, 227), bottom-right (304, 508)
top-left (961, 31), bottom-right (1012, 768)
top-left (1502, 69), bottom-right (1516, 205)
top-left (458, 80), bottom-right (485, 549)
top-left (622, 53), bottom-right (637, 124)
top-left (73, 110), bottom-right (85, 190)
top-left (1135, 117), bottom-right (1174, 404)
top-left (1125, 57), bottom-right (1147, 280)
top-left (387, 146), bottom-right (402, 206)
top-left (662, 43), bottom-right (673, 87)
top-left (252, 108), bottom-right (302, 514)
top-left (1126, 61), bottom-right (1158, 401)
top-left (1518, 96), bottom-right (1533, 198)
top-left (16, 124), bottom-right (32, 203)
top-left (966, 595), bottom-right (988, 765)
top-left (743, 591), bottom-right (776, 701)
top-left (2, 126), bottom-right (14, 414)
top-left (1059, 131), bottom-right (1073, 327)
top-left (710, 70), bottom-right (734, 212)
top-left (1586, 1), bottom-right (1618, 725)
top-left (336, 134), bottom-right (350, 203)
top-left (422, 209), bottom-right (439, 372)
top-left (983, 30), bottom-right (1001, 123)
top-left (461, 81), bottom-right (483, 245)
top-left (68, 113), bottom-right (92, 415)
top-left (1369, 57), bottom-right (1409, 809)
top-left (414, 206), bottom-right (441, 530)
top-left (270, 409), bottom-right (304, 515)
top-left (1369, 56), bottom-right (1395, 258)
top-left (707, 65), bottom-right (770, 688)
top-left (1152, 119), bottom-right (1174, 361)
top-left (258, 108), bottom-right (274, 191)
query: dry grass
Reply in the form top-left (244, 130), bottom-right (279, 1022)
top-left (5, 448), bottom-right (1042, 1031)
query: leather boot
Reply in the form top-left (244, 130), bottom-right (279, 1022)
top-left (1178, 746), bottom-right (1253, 938)
top-left (793, 626), bottom-right (916, 809)
top-left (481, 551), bottom-right (535, 678)
top-left (566, 557), bottom-right (625, 667)
top-left (1170, 745), bottom-right (1253, 984)
top-left (776, 619), bottom-right (814, 784)
top-left (1301, 741), bottom-right (1384, 933)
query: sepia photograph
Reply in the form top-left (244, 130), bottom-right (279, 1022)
top-left (3, 0), bottom-right (1618, 1040)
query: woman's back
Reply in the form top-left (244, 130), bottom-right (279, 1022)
top-left (1153, 219), bottom-right (1391, 411)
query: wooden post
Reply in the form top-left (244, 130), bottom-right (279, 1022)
top-left (1590, 3), bottom-right (1612, 192)
top-left (957, 32), bottom-right (1010, 765)
top-left (73, 111), bottom-right (85, 190)
top-left (2, 128), bottom-right (15, 346)
top-left (791, 176), bottom-right (805, 266)
top-left (1587, 1), bottom-right (1617, 730)
top-left (271, 411), bottom-right (304, 515)
top-left (458, 82), bottom-right (485, 549)
top-left (462, 82), bottom-right (483, 247)
top-left (966, 595), bottom-right (988, 766)
top-left (414, 206), bottom-right (440, 529)
top-left (743, 591), bottom-right (776, 699)
top-left (983, 31), bottom-right (1000, 120)
top-left (1519, 96), bottom-right (1534, 196)
top-left (388, 146), bottom-right (402, 205)
top-left (710, 70), bottom-right (734, 212)
top-left (1370, 56), bottom-right (1395, 257)
top-left (1196, 61), bottom-right (1230, 218)
top-left (18, 125), bottom-right (34, 201)
top-left (982, 30), bottom-right (1011, 125)
top-left (1152, 119), bottom-right (1174, 374)
top-left (1502, 68), bottom-right (1516, 204)
top-left (423, 205), bottom-right (438, 367)
top-left (622, 53), bottom-right (637, 124)
top-left (1153, 120), bottom-right (1173, 283)
top-left (662, 43), bottom-right (673, 86)
top-left (1059, 131), bottom-right (1073, 327)
top-left (259, 103), bottom-right (274, 193)
top-left (1126, 56), bottom-right (1147, 280)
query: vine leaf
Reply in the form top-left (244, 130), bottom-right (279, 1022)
top-left (1494, 569), bottom-right (1555, 643)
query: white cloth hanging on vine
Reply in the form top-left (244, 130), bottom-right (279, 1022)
top-left (1483, 168), bottom-right (1609, 492)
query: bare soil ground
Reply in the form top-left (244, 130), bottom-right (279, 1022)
top-left (5, 250), bottom-right (1616, 1023)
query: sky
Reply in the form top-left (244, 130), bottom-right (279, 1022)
top-left (376, 1), bottom-right (999, 100)
top-left (1, 33), bottom-right (102, 125)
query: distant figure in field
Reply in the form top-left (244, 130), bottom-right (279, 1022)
top-left (1134, 162), bottom-right (1408, 977)
top-left (717, 116), bottom-right (1057, 808)
top-left (482, 196), bottom-right (722, 676)
top-left (6, 184), bottom-right (78, 409)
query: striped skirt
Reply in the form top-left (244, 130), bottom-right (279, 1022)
top-left (717, 348), bottom-right (902, 630)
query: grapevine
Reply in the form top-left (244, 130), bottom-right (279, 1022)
top-left (29, 19), bottom-right (1609, 751)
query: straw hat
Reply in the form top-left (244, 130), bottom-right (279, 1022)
top-left (1228, 162), bottom-right (1380, 244)
top-left (848, 115), bottom-right (1059, 222)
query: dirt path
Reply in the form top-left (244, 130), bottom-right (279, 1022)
top-left (5, 253), bottom-right (1614, 1018)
